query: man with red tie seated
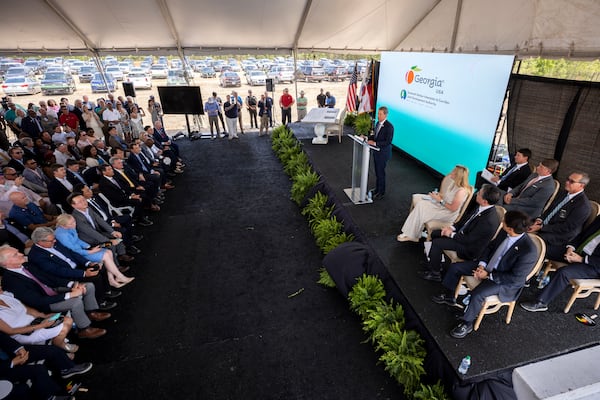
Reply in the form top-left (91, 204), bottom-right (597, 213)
top-left (521, 214), bottom-right (600, 313)
top-left (0, 245), bottom-right (108, 339)
top-left (419, 184), bottom-right (502, 282)
top-left (528, 171), bottom-right (591, 261)
top-left (432, 211), bottom-right (538, 338)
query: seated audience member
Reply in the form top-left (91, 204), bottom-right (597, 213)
top-left (6, 148), bottom-right (25, 174)
top-left (107, 126), bottom-right (128, 151)
top-left (0, 245), bottom-right (108, 339)
top-left (77, 130), bottom-right (94, 151)
top-left (502, 159), bottom-right (559, 218)
top-left (97, 164), bottom-right (151, 224)
top-left (54, 214), bottom-right (134, 287)
top-left (0, 287), bottom-right (76, 352)
top-left (53, 143), bottom-right (75, 166)
top-left (47, 164), bottom-right (74, 213)
top-left (153, 119), bottom-right (181, 160)
top-left (70, 188), bottom-right (141, 255)
top-left (22, 158), bottom-right (50, 193)
top-left (8, 191), bottom-right (56, 234)
top-left (397, 165), bottom-right (471, 242)
top-left (0, 331), bottom-right (92, 399)
top-left (65, 159), bottom-right (88, 187)
top-left (82, 144), bottom-right (105, 168)
top-left (128, 142), bottom-right (172, 189)
top-left (109, 157), bottom-right (160, 212)
top-left (476, 148), bottom-right (532, 192)
top-left (19, 137), bottom-right (42, 163)
top-left (528, 171), bottom-right (591, 260)
top-left (521, 215), bottom-right (600, 312)
top-left (419, 184), bottom-right (502, 282)
top-left (75, 184), bottom-right (142, 243)
top-left (0, 211), bottom-right (33, 252)
top-left (27, 227), bottom-right (117, 309)
top-left (93, 139), bottom-right (111, 162)
top-left (433, 211), bottom-right (537, 338)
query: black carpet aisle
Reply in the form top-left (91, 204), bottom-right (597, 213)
top-left (75, 135), bottom-right (406, 399)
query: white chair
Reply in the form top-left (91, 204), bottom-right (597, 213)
top-left (97, 193), bottom-right (134, 216)
top-left (325, 108), bottom-right (346, 143)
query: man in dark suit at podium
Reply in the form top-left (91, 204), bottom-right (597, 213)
top-left (367, 106), bottom-right (394, 200)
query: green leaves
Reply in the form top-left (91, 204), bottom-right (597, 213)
top-left (290, 169), bottom-right (319, 205)
top-left (353, 112), bottom-right (373, 136)
top-left (317, 267), bottom-right (336, 288)
top-left (348, 274), bottom-right (386, 319)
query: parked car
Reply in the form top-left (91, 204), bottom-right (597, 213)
top-left (118, 61), bottom-right (132, 75)
top-left (78, 66), bottom-right (97, 83)
top-left (150, 64), bottom-right (168, 79)
top-left (219, 71), bottom-right (241, 87)
top-left (40, 71), bottom-right (76, 95)
top-left (323, 65), bottom-right (348, 81)
top-left (166, 69), bottom-right (187, 86)
top-left (90, 72), bottom-right (117, 93)
top-left (105, 66), bottom-right (124, 81)
top-left (246, 70), bottom-right (267, 86)
top-left (126, 71), bottom-right (152, 89)
top-left (23, 59), bottom-right (43, 74)
top-left (295, 66), bottom-right (326, 82)
top-left (68, 60), bottom-right (86, 74)
top-left (5, 66), bottom-right (34, 79)
top-left (200, 67), bottom-right (216, 78)
top-left (267, 65), bottom-right (294, 83)
top-left (2, 76), bottom-right (42, 96)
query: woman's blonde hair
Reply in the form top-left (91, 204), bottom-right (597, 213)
top-left (55, 213), bottom-right (75, 227)
top-left (452, 165), bottom-right (470, 189)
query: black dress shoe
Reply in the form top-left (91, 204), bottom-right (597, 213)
top-left (137, 218), bottom-right (153, 227)
top-left (450, 321), bottom-right (474, 338)
top-left (104, 290), bottom-right (122, 299)
top-left (373, 193), bottom-right (384, 200)
top-left (131, 234), bottom-right (143, 243)
top-left (127, 245), bottom-right (141, 255)
top-left (98, 300), bottom-right (117, 311)
top-left (432, 293), bottom-right (463, 308)
top-left (418, 270), bottom-right (442, 282)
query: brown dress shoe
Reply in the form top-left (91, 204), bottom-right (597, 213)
top-left (118, 254), bottom-right (135, 263)
top-left (88, 311), bottom-right (111, 322)
top-left (77, 327), bottom-right (107, 339)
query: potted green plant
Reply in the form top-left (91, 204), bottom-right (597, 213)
top-left (353, 113), bottom-right (373, 137)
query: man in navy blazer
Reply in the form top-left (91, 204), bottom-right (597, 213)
top-left (367, 106), bottom-right (394, 200)
top-left (433, 210), bottom-right (538, 338)
top-left (522, 214), bottom-right (600, 312)
top-left (529, 171), bottom-right (592, 260)
top-left (420, 184), bottom-right (502, 282)
top-left (494, 149), bottom-right (533, 192)
top-left (502, 159), bottom-right (559, 218)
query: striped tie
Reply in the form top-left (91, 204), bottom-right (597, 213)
top-left (542, 195), bottom-right (570, 225)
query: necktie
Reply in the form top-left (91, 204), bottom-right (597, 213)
top-left (137, 154), bottom-right (149, 172)
top-left (83, 210), bottom-right (95, 228)
top-left (74, 172), bottom-right (87, 185)
top-left (34, 118), bottom-right (43, 132)
top-left (375, 122), bottom-right (382, 139)
top-left (500, 165), bottom-right (516, 181)
top-left (459, 210), bottom-right (480, 234)
top-left (542, 194), bottom-right (570, 225)
top-left (89, 199), bottom-right (108, 221)
top-left (522, 176), bottom-right (541, 192)
top-left (486, 237), bottom-right (512, 272)
top-left (22, 267), bottom-right (58, 296)
top-left (117, 170), bottom-right (135, 188)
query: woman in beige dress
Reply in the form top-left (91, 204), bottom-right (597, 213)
top-left (397, 165), bottom-right (471, 242)
top-left (82, 106), bottom-right (104, 141)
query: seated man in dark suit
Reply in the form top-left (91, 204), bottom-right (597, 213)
top-left (433, 211), bottom-right (538, 338)
top-left (528, 171), bottom-right (591, 260)
top-left (521, 215), bottom-right (600, 312)
top-left (97, 164), bottom-right (152, 226)
top-left (502, 159), bottom-right (559, 218)
top-left (0, 331), bottom-right (92, 399)
top-left (5, 147), bottom-right (26, 174)
top-left (27, 227), bottom-right (118, 309)
top-left (128, 142), bottom-right (173, 190)
top-left (419, 184), bottom-right (502, 282)
top-left (109, 157), bottom-right (160, 212)
top-left (0, 245), bottom-right (108, 339)
top-left (476, 148), bottom-right (532, 192)
top-left (65, 159), bottom-right (89, 187)
top-left (47, 163), bottom-right (74, 213)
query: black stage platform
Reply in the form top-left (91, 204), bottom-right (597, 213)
top-left (299, 133), bottom-right (600, 389)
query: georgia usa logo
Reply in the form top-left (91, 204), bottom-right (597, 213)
top-left (405, 65), bottom-right (444, 88)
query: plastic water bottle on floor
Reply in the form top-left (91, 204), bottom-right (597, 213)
top-left (458, 355), bottom-right (471, 375)
top-left (462, 294), bottom-right (471, 306)
top-left (538, 275), bottom-right (550, 289)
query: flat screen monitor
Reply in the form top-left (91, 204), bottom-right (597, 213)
top-left (157, 86), bottom-right (204, 115)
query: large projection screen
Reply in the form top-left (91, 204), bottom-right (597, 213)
top-left (377, 52), bottom-right (514, 184)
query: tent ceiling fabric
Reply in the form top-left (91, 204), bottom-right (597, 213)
top-left (1, 0), bottom-right (599, 58)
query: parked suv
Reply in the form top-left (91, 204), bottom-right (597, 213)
top-left (267, 65), bottom-right (294, 84)
top-left (41, 71), bottom-right (76, 95)
top-left (295, 66), bottom-right (326, 82)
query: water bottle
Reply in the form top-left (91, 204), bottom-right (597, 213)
top-left (538, 275), bottom-right (550, 289)
top-left (430, 188), bottom-right (439, 203)
top-left (458, 355), bottom-right (471, 375)
top-left (462, 294), bottom-right (471, 306)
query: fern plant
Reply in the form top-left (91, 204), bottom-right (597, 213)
top-left (271, 125), bottom-right (289, 140)
top-left (312, 216), bottom-right (343, 249)
top-left (348, 274), bottom-right (387, 319)
top-left (362, 302), bottom-right (405, 344)
top-left (354, 112), bottom-right (373, 136)
top-left (317, 267), bottom-right (336, 288)
top-left (344, 112), bottom-right (357, 127)
top-left (278, 143), bottom-right (302, 166)
top-left (284, 151), bottom-right (309, 177)
top-left (322, 232), bottom-right (355, 254)
top-left (302, 192), bottom-right (334, 231)
top-left (290, 169), bottom-right (319, 205)
top-left (413, 382), bottom-right (450, 400)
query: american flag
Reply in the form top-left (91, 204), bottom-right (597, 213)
top-left (358, 60), bottom-right (374, 113)
top-left (345, 63), bottom-right (358, 112)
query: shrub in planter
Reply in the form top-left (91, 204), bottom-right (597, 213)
top-left (348, 274), bottom-right (386, 319)
top-left (290, 168), bottom-right (320, 205)
top-left (322, 232), bottom-right (355, 254)
top-left (362, 301), bottom-right (405, 344)
top-left (301, 192), bottom-right (334, 231)
top-left (413, 382), bottom-right (449, 400)
top-left (344, 112), bottom-right (357, 127)
top-left (312, 216), bottom-right (343, 250)
top-left (354, 113), bottom-right (373, 137)
top-left (271, 125), bottom-right (289, 140)
top-left (317, 267), bottom-right (336, 288)
top-left (283, 149), bottom-right (308, 176)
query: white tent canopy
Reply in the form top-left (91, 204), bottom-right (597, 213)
top-left (2, 0), bottom-right (600, 59)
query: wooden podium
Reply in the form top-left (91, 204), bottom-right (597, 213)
top-left (343, 134), bottom-right (379, 205)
